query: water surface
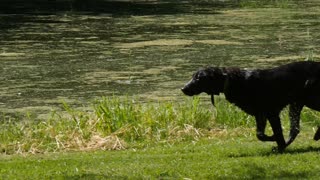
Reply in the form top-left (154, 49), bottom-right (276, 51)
top-left (1, 0), bottom-right (320, 118)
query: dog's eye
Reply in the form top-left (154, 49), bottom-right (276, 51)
top-left (197, 72), bottom-right (206, 80)
top-left (192, 74), bottom-right (200, 80)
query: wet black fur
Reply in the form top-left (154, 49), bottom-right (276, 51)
top-left (182, 61), bottom-right (320, 151)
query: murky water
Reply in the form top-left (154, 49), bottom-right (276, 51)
top-left (1, 0), bottom-right (320, 118)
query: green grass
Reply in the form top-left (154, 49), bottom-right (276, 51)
top-left (1, 136), bottom-right (320, 179)
top-left (1, 96), bottom-right (320, 178)
top-left (0, 96), bottom-right (220, 154)
top-left (1, 96), bottom-right (320, 155)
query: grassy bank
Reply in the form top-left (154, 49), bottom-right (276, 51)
top-left (1, 96), bottom-right (320, 155)
top-left (0, 96), bottom-right (252, 154)
top-left (1, 96), bottom-right (320, 178)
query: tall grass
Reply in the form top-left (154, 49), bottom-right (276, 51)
top-left (0, 96), bottom-right (218, 154)
top-left (93, 96), bottom-right (219, 140)
top-left (214, 97), bottom-right (255, 128)
top-left (1, 96), bottom-right (319, 155)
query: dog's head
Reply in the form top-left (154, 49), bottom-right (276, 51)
top-left (181, 67), bottom-right (227, 97)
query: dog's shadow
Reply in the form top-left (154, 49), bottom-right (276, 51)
top-left (228, 146), bottom-right (320, 158)
top-left (284, 146), bottom-right (320, 154)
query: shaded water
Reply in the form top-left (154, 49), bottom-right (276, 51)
top-left (1, 0), bottom-right (320, 118)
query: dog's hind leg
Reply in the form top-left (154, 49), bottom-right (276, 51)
top-left (268, 115), bottom-right (286, 152)
top-left (304, 95), bottom-right (320, 140)
top-left (286, 103), bottom-right (303, 147)
top-left (255, 115), bottom-right (276, 141)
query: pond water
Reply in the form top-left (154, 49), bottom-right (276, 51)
top-left (1, 0), bottom-right (320, 118)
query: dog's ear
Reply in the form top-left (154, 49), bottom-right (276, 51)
top-left (211, 67), bottom-right (227, 79)
top-left (193, 69), bottom-right (207, 80)
top-left (198, 70), bottom-right (207, 78)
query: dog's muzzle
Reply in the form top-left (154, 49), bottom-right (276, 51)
top-left (181, 86), bottom-right (193, 96)
top-left (181, 79), bottom-right (198, 96)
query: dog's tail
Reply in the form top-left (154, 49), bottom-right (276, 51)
top-left (313, 127), bottom-right (320, 141)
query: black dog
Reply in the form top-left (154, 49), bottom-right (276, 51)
top-left (182, 61), bottom-right (320, 151)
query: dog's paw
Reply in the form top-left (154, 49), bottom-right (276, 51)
top-left (272, 146), bottom-right (285, 153)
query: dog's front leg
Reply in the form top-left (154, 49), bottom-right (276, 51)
top-left (255, 115), bottom-right (276, 141)
top-left (268, 115), bottom-right (286, 152)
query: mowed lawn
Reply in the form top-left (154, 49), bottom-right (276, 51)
top-left (1, 130), bottom-right (320, 179)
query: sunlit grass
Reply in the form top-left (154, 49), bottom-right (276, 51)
top-left (2, 136), bottom-right (320, 179)
top-left (1, 96), bottom-right (320, 155)
top-left (1, 96), bottom-right (320, 179)
top-left (0, 96), bottom-right (217, 154)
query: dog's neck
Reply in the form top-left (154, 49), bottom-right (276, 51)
top-left (207, 67), bottom-right (244, 106)
top-left (207, 67), bottom-right (230, 95)
top-left (221, 67), bottom-right (249, 92)
top-left (205, 67), bottom-right (246, 95)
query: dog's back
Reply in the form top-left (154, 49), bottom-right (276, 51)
top-left (224, 61), bottom-right (320, 116)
